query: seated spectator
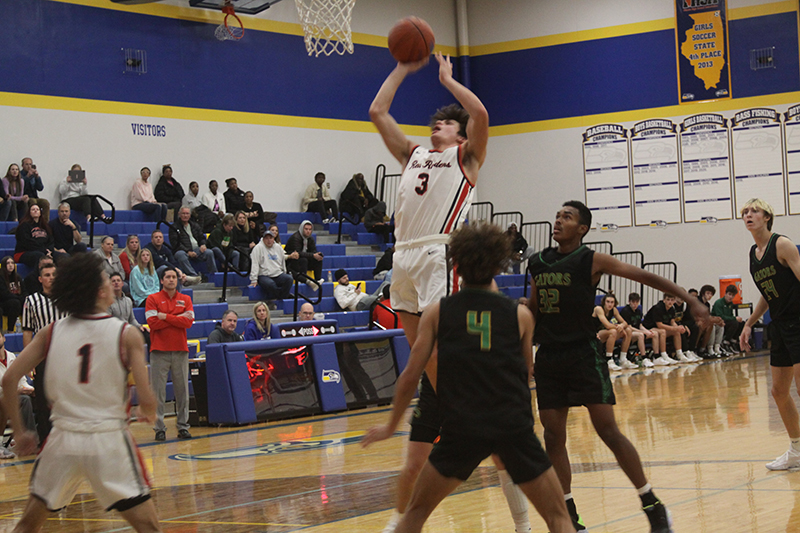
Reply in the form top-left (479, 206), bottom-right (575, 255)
top-left (131, 167), bottom-right (168, 221)
top-left (208, 310), bottom-right (243, 344)
top-left (242, 191), bottom-right (272, 233)
top-left (505, 222), bottom-right (534, 274)
top-left (207, 214), bottom-right (242, 271)
top-left (50, 202), bottom-right (88, 256)
top-left (233, 211), bottom-right (259, 270)
top-left (643, 293), bottom-right (692, 364)
top-left (202, 180), bottom-right (226, 219)
top-left (673, 296), bottom-right (701, 360)
top-left (619, 292), bottom-right (660, 367)
top-left (339, 172), bottom-right (377, 219)
top-left (244, 301), bottom-right (272, 340)
top-left (298, 302), bottom-right (317, 321)
top-left (301, 172), bottom-right (338, 223)
top-left (183, 181), bottom-right (203, 210)
top-left (0, 332), bottom-right (36, 458)
top-left (699, 284), bottom-right (725, 357)
top-left (364, 201), bottom-right (393, 244)
top-left (373, 246), bottom-right (393, 280)
top-left (169, 206), bottom-right (216, 278)
top-left (0, 257), bottom-right (24, 331)
top-left (712, 284), bottom-right (745, 355)
top-left (93, 236), bottom-right (125, 282)
top-left (108, 272), bottom-right (150, 345)
top-left (20, 157), bottom-right (44, 201)
top-left (57, 164), bottom-right (107, 224)
top-left (14, 204), bottom-right (61, 268)
top-left (249, 231), bottom-right (294, 302)
top-left (267, 223), bottom-right (282, 244)
top-left (23, 257), bottom-right (52, 296)
top-left (145, 229), bottom-right (199, 287)
top-left (185, 181), bottom-right (217, 232)
top-left (118, 234), bottom-right (140, 281)
top-left (1, 164), bottom-right (23, 221)
top-left (333, 269), bottom-right (386, 311)
top-left (284, 220), bottom-right (323, 286)
top-left (223, 178), bottom-right (245, 214)
top-left (153, 164), bottom-right (184, 221)
top-left (130, 248), bottom-right (161, 307)
top-left (592, 294), bottom-right (635, 370)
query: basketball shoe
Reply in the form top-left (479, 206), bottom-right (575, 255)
top-left (766, 448), bottom-right (800, 470)
top-left (643, 500), bottom-right (673, 533)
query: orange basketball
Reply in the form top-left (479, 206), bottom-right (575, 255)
top-left (388, 17), bottom-right (435, 63)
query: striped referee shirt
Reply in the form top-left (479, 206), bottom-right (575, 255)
top-left (22, 292), bottom-right (68, 334)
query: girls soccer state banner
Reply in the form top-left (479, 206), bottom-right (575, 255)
top-left (583, 124), bottom-right (632, 229)
top-left (679, 113), bottom-right (733, 222)
top-left (784, 105), bottom-right (800, 214)
top-left (630, 119), bottom-right (682, 226)
top-left (675, 0), bottom-right (731, 104)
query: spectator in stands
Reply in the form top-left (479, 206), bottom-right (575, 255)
top-left (23, 257), bottom-right (51, 296)
top-left (674, 295), bottom-right (700, 360)
top-left (182, 181), bottom-right (203, 210)
top-left (224, 178), bottom-right (246, 214)
top-left (506, 222), bottom-right (534, 274)
top-left (118, 234), bottom-right (140, 281)
top-left (642, 293), bottom-right (692, 364)
top-left (302, 172), bottom-right (338, 223)
top-left (108, 272), bottom-right (146, 331)
top-left (14, 204), bottom-right (59, 268)
top-left (593, 294), bottom-right (636, 370)
top-left (146, 267), bottom-right (193, 441)
top-left (0, 257), bottom-right (24, 332)
top-left (334, 269), bottom-right (387, 311)
top-left (284, 220), bottom-right (323, 287)
top-left (242, 191), bottom-right (272, 233)
top-left (298, 302), bottom-right (316, 321)
top-left (57, 164), bottom-right (108, 224)
top-left (267, 223), bottom-right (282, 244)
top-left (170, 206), bottom-right (216, 278)
top-left (339, 172), bottom-right (377, 219)
top-left (699, 284), bottom-right (724, 357)
top-left (20, 158), bottom-right (43, 201)
top-left (201, 180), bottom-right (226, 218)
top-left (146, 229), bottom-right (199, 287)
top-left (93, 236), bottom-right (125, 282)
top-left (207, 214), bottom-right (241, 271)
top-left (364, 201), bottom-right (393, 244)
top-left (233, 211), bottom-right (258, 270)
top-left (619, 292), bottom-right (658, 368)
top-left (131, 167), bottom-right (168, 221)
top-left (712, 284), bottom-right (744, 355)
top-left (153, 164), bottom-right (184, 221)
top-left (244, 302), bottom-right (272, 340)
top-left (208, 310), bottom-right (243, 344)
top-left (130, 248), bottom-right (161, 307)
top-left (50, 202), bottom-right (87, 256)
top-left (2, 164), bottom-right (25, 222)
top-left (373, 246), bottom-right (393, 281)
top-left (249, 231), bottom-right (294, 302)
top-left (0, 331), bottom-right (36, 458)
top-left (185, 181), bottom-right (217, 232)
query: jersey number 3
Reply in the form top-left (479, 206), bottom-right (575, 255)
top-left (467, 311), bottom-right (491, 351)
top-left (415, 173), bottom-right (429, 195)
top-left (77, 344), bottom-right (92, 384)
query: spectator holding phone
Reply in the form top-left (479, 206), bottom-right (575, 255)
top-left (57, 164), bottom-right (108, 223)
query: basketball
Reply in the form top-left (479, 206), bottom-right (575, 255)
top-left (388, 17), bottom-right (435, 63)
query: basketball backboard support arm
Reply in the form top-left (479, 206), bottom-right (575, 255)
top-left (189, 0), bottom-right (284, 15)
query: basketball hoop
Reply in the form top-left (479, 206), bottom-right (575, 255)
top-left (294, 0), bottom-right (356, 56)
top-left (215, 1), bottom-right (244, 41)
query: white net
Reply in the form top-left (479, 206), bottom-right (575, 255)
top-left (215, 17), bottom-right (244, 41)
top-left (294, 0), bottom-right (356, 56)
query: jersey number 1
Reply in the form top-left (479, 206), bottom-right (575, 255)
top-left (77, 344), bottom-right (92, 384)
top-left (467, 311), bottom-right (491, 351)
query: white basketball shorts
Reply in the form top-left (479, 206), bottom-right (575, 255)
top-left (391, 242), bottom-right (456, 314)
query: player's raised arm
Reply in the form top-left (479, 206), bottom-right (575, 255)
top-left (369, 60), bottom-right (429, 165)
top-left (361, 301), bottom-right (440, 447)
top-left (435, 52), bottom-right (489, 169)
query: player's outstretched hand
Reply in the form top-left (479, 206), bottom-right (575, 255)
top-left (739, 325), bottom-right (751, 353)
top-left (689, 298), bottom-right (711, 330)
top-left (131, 405), bottom-right (156, 425)
top-left (361, 425), bottom-right (394, 448)
top-left (435, 52), bottom-right (453, 84)
top-left (13, 430), bottom-right (38, 457)
top-left (397, 56), bottom-right (429, 75)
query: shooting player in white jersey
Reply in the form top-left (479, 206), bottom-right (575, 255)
top-left (1, 253), bottom-right (161, 533)
top-left (371, 54), bottom-right (534, 533)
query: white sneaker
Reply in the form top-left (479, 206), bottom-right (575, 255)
top-left (642, 358), bottom-right (655, 368)
top-left (687, 351), bottom-right (701, 362)
top-left (0, 447), bottom-right (15, 459)
top-left (676, 352), bottom-right (692, 363)
top-left (653, 356), bottom-right (670, 366)
top-left (322, 218), bottom-right (331, 223)
top-left (620, 359), bottom-right (638, 369)
top-left (766, 448), bottom-right (800, 470)
top-left (607, 359), bottom-right (622, 371)
top-left (665, 355), bottom-right (680, 365)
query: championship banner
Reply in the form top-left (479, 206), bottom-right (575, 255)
top-left (679, 113), bottom-right (733, 222)
top-left (630, 119), bottom-right (682, 226)
top-left (582, 124), bottom-right (632, 229)
top-left (675, 0), bottom-right (731, 104)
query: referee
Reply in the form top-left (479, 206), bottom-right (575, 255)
top-left (22, 260), bottom-right (68, 446)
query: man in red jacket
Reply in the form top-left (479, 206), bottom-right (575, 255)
top-left (145, 267), bottom-right (194, 442)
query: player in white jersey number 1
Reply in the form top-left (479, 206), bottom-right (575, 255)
top-left (370, 54), bottom-right (535, 533)
top-left (1, 253), bottom-right (161, 533)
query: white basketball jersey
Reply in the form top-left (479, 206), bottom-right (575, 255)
top-left (45, 315), bottom-right (130, 431)
top-left (395, 144), bottom-right (474, 243)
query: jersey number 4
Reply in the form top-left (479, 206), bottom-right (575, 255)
top-left (415, 173), bottom-right (429, 195)
top-left (77, 344), bottom-right (92, 384)
top-left (467, 311), bottom-right (491, 351)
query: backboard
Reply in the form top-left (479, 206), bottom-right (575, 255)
top-left (188, 0), bottom-right (283, 15)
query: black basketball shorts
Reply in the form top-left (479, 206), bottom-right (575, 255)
top-left (769, 318), bottom-right (800, 367)
top-left (409, 372), bottom-right (442, 443)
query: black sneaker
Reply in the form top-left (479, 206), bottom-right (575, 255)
top-left (643, 500), bottom-right (673, 532)
top-left (154, 430), bottom-right (166, 441)
top-left (177, 429), bottom-right (192, 439)
top-left (565, 499), bottom-right (588, 532)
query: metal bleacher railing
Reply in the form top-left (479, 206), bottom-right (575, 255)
top-left (376, 164), bottom-right (402, 217)
top-left (336, 212), bottom-right (360, 245)
top-left (86, 194), bottom-right (115, 248)
top-left (289, 271), bottom-right (323, 321)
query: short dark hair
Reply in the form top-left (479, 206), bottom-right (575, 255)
top-left (151, 229), bottom-right (163, 239)
top-left (725, 284), bottom-right (738, 295)
top-left (162, 164), bottom-right (171, 174)
top-left (38, 260), bottom-right (55, 275)
top-left (562, 201), bottom-right (592, 238)
top-left (429, 103), bottom-right (469, 139)
top-left (628, 292), bottom-right (640, 302)
top-left (160, 267), bottom-right (178, 280)
top-left (109, 272), bottom-right (123, 281)
top-left (663, 293), bottom-right (675, 299)
top-left (700, 284), bottom-right (716, 296)
top-left (447, 222), bottom-right (511, 285)
top-left (52, 253), bottom-right (104, 315)
top-left (221, 310), bottom-right (238, 320)
top-left (208, 180), bottom-right (217, 187)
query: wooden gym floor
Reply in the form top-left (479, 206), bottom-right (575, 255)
top-left (1, 352), bottom-right (799, 532)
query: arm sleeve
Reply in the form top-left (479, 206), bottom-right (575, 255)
top-left (250, 246), bottom-right (261, 284)
top-left (334, 286), bottom-right (358, 310)
top-left (145, 297), bottom-right (171, 331)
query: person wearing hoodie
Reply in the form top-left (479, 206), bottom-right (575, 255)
top-left (364, 201), bottom-right (393, 244)
top-left (207, 310), bottom-right (243, 344)
top-left (284, 219), bottom-right (324, 285)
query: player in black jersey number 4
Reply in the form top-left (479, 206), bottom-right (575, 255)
top-left (528, 201), bottom-right (709, 533)
top-left (363, 223), bottom-right (574, 533)
top-left (740, 198), bottom-right (800, 470)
